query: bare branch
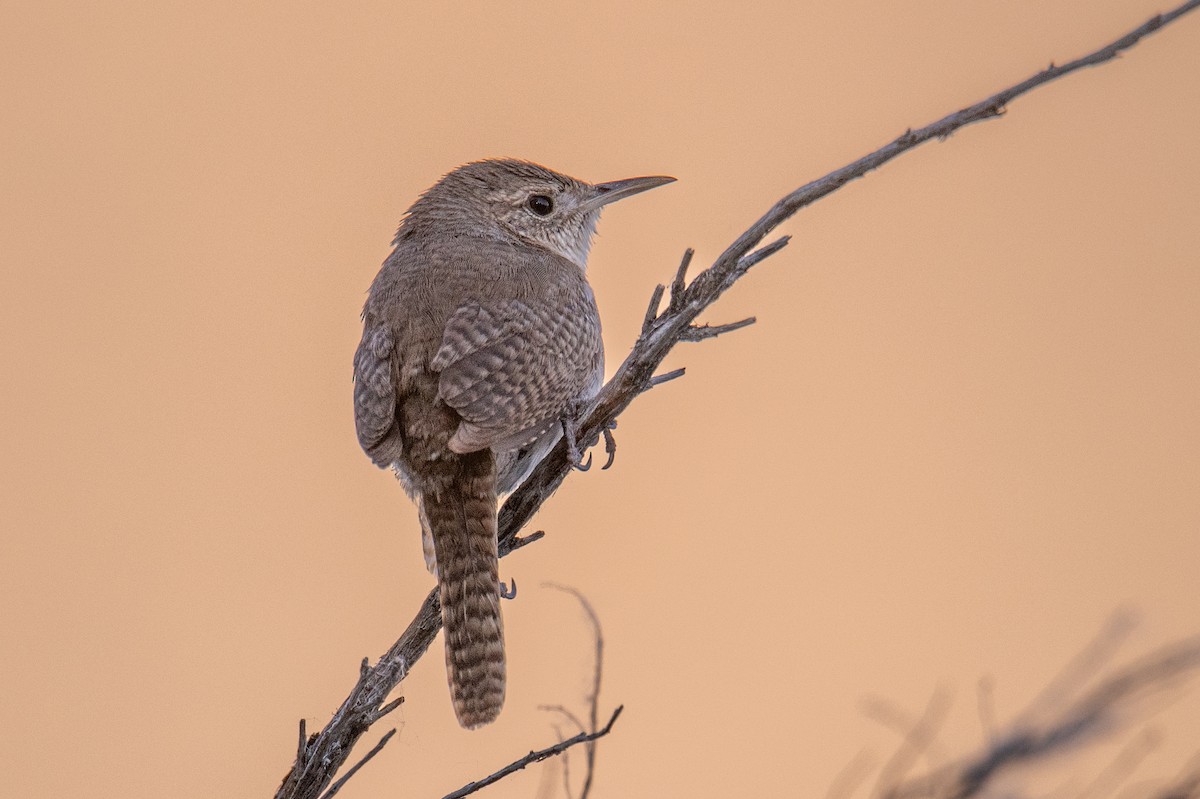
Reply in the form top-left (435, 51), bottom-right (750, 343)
top-left (295, 719), bottom-right (309, 767)
top-left (680, 317), bottom-right (757, 342)
top-left (667, 248), bottom-right (694, 315)
top-left (441, 706), bottom-right (624, 799)
top-left (370, 696), bottom-right (404, 724)
top-left (648, 368), bottom-right (686, 387)
top-left (508, 529), bottom-right (546, 553)
top-left (275, 5), bottom-right (1200, 795)
top-left (711, 1), bottom-right (1200, 279)
top-left (275, 640), bottom-right (419, 799)
top-left (735, 235), bottom-right (791, 278)
top-left (641, 284), bottom-right (665, 334)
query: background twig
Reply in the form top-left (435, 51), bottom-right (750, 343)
top-left (539, 584), bottom-right (609, 799)
top-left (878, 631), bottom-right (1200, 799)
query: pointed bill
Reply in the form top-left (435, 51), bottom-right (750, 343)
top-left (581, 175), bottom-right (676, 212)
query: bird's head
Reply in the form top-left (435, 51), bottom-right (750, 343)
top-left (402, 159), bottom-right (675, 270)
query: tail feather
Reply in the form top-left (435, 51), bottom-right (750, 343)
top-left (422, 450), bottom-right (505, 729)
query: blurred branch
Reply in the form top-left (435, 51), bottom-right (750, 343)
top-left (867, 687), bottom-right (954, 797)
top-left (875, 632), bottom-right (1200, 799)
top-left (274, 2), bottom-right (1200, 796)
top-left (538, 584), bottom-right (609, 799)
top-left (1153, 754), bottom-right (1200, 799)
top-left (1075, 728), bottom-right (1161, 799)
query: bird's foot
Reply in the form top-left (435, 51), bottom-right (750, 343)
top-left (499, 579), bottom-right (517, 600)
top-left (561, 405), bottom-right (592, 471)
top-left (561, 406), bottom-right (619, 472)
top-left (601, 419), bottom-right (617, 470)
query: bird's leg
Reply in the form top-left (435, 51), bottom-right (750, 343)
top-left (561, 403), bottom-right (593, 471)
top-left (601, 419), bottom-right (618, 470)
top-left (499, 579), bottom-right (517, 600)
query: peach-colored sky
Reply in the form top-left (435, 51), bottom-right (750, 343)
top-left (2, 2), bottom-right (1198, 797)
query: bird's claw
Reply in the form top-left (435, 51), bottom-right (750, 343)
top-left (562, 412), bottom-right (617, 471)
top-left (601, 420), bottom-right (617, 470)
top-left (499, 579), bottom-right (517, 600)
top-left (561, 412), bottom-right (592, 471)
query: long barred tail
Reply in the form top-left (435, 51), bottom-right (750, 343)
top-left (421, 449), bottom-right (506, 729)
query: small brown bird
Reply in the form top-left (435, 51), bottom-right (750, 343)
top-left (353, 159), bottom-right (674, 728)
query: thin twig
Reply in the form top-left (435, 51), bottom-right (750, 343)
top-left (543, 583), bottom-right (607, 799)
top-left (296, 719), bottom-right (308, 765)
top-left (318, 729), bottom-right (397, 799)
top-left (648, 368), bottom-right (686, 387)
top-left (441, 707), bottom-right (624, 799)
top-left (508, 529), bottom-right (546, 553)
top-left (733, 236), bottom-right (791, 280)
top-left (667, 249), bottom-right (694, 315)
top-left (642, 284), bottom-right (665, 334)
top-left (275, 5), bottom-right (1200, 795)
top-left (680, 317), bottom-right (757, 342)
top-left (370, 696), bottom-right (404, 724)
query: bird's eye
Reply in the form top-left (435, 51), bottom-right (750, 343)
top-left (527, 194), bottom-right (554, 216)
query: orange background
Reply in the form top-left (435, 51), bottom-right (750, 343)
top-left (2, 2), bottom-right (1198, 797)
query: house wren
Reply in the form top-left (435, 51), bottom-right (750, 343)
top-left (353, 159), bottom-right (674, 728)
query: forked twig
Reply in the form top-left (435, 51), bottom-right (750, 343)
top-left (441, 707), bottom-right (624, 799)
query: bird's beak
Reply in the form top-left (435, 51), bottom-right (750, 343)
top-left (582, 175), bottom-right (676, 212)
